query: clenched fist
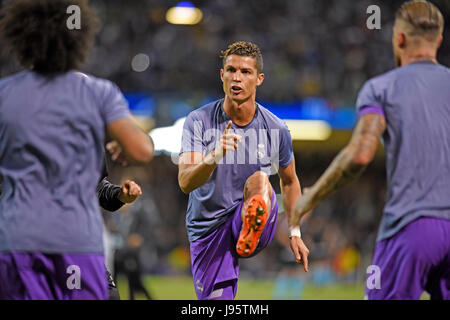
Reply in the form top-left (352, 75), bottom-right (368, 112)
top-left (118, 180), bottom-right (142, 203)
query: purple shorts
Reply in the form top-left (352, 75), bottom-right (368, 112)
top-left (366, 217), bottom-right (450, 300)
top-left (190, 191), bottom-right (278, 300)
top-left (0, 252), bottom-right (108, 300)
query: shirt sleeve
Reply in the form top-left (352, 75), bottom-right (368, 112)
top-left (278, 123), bottom-right (294, 169)
top-left (355, 80), bottom-right (385, 119)
top-left (98, 80), bottom-right (131, 125)
top-left (96, 177), bottom-right (124, 212)
top-left (180, 112), bottom-right (206, 155)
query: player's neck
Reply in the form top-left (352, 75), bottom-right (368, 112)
top-left (401, 50), bottom-right (438, 66)
top-left (223, 96), bottom-right (257, 126)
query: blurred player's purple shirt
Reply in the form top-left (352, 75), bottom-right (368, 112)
top-left (180, 99), bottom-right (293, 242)
top-left (356, 61), bottom-right (450, 241)
top-left (0, 71), bottom-right (130, 253)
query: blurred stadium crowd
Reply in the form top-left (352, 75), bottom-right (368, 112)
top-left (1, 0), bottom-right (449, 296)
top-left (1, 0), bottom-right (449, 111)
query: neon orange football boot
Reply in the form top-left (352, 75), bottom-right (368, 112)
top-left (236, 195), bottom-right (268, 257)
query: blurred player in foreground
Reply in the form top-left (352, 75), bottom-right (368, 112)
top-left (0, 0), bottom-right (153, 299)
top-left (178, 41), bottom-right (309, 300)
top-left (291, 0), bottom-right (450, 300)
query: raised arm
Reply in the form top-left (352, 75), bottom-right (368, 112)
top-left (178, 151), bottom-right (216, 194)
top-left (178, 120), bottom-right (241, 194)
top-left (290, 113), bottom-right (386, 226)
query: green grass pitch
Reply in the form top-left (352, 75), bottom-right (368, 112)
top-left (116, 275), bottom-right (367, 300)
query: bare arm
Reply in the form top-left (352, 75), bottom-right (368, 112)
top-left (290, 113), bottom-right (386, 226)
top-left (107, 118), bottom-right (154, 165)
top-left (278, 158), bottom-right (310, 271)
top-left (178, 151), bottom-right (218, 194)
top-left (278, 159), bottom-right (302, 226)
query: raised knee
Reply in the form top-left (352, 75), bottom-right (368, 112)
top-left (248, 171), bottom-right (269, 183)
top-left (244, 171), bottom-right (272, 199)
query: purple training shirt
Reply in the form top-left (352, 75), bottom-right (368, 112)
top-left (180, 99), bottom-right (293, 242)
top-left (0, 71), bottom-right (130, 253)
top-left (355, 61), bottom-right (450, 241)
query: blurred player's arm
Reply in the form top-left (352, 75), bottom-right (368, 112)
top-left (278, 158), bottom-right (309, 271)
top-left (107, 118), bottom-right (154, 164)
top-left (291, 113), bottom-right (386, 226)
top-left (97, 178), bottom-right (142, 212)
top-left (97, 178), bottom-right (125, 211)
top-left (178, 121), bottom-right (241, 194)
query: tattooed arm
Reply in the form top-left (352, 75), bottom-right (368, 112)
top-left (290, 113), bottom-right (386, 226)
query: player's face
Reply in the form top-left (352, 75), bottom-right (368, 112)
top-left (220, 55), bottom-right (264, 103)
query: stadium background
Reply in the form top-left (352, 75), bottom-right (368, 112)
top-left (1, 0), bottom-right (449, 299)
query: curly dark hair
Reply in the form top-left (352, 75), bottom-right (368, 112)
top-left (220, 41), bottom-right (263, 73)
top-left (0, 0), bottom-right (99, 75)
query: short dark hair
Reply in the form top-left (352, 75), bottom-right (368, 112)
top-left (0, 0), bottom-right (99, 75)
top-left (220, 41), bottom-right (263, 73)
top-left (396, 0), bottom-right (444, 39)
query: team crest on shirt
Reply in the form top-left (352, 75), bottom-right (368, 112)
top-left (256, 143), bottom-right (266, 160)
top-left (196, 280), bottom-right (204, 293)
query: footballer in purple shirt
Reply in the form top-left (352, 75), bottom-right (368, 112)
top-left (292, 1), bottom-right (450, 300)
top-left (178, 41), bottom-right (310, 300)
top-left (0, 0), bottom-right (153, 300)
